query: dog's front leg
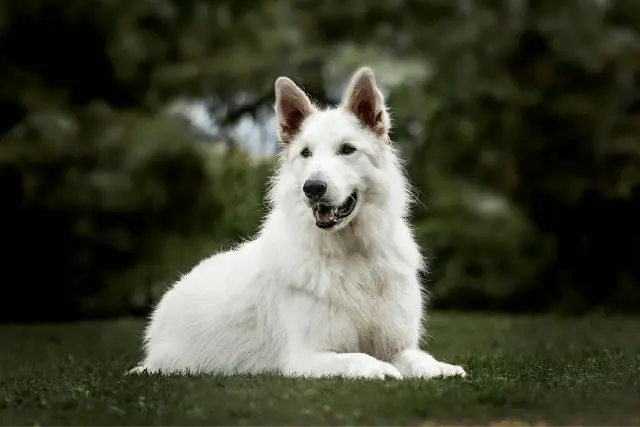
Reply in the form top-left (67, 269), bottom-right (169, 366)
top-left (391, 348), bottom-right (466, 379)
top-left (277, 289), bottom-right (402, 379)
top-left (277, 286), bottom-right (403, 380)
top-left (283, 351), bottom-right (403, 380)
top-left (380, 275), bottom-right (467, 379)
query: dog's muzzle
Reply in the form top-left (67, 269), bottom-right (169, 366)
top-left (311, 192), bottom-right (358, 229)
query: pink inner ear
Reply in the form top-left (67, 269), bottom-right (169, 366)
top-left (277, 91), bottom-right (314, 144)
top-left (351, 93), bottom-right (385, 136)
top-left (355, 100), bottom-right (376, 128)
top-left (280, 107), bottom-right (305, 136)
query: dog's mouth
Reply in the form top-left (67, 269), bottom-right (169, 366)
top-left (311, 192), bottom-right (358, 229)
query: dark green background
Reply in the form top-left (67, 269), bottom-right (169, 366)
top-left (0, 0), bottom-right (638, 319)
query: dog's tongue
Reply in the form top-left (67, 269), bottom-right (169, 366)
top-left (315, 205), bottom-right (336, 223)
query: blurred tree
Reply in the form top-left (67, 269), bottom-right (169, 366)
top-left (0, 0), bottom-right (638, 319)
top-left (408, 0), bottom-right (640, 312)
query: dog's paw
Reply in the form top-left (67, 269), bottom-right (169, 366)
top-left (394, 349), bottom-right (467, 379)
top-left (340, 353), bottom-right (403, 380)
top-left (126, 365), bottom-right (148, 375)
top-left (410, 359), bottom-right (466, 379)
top-left (437, 361), bottom-right (467, 378)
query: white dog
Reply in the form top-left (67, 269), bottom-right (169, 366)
top-left (130, 67), bottom-right (466, 380)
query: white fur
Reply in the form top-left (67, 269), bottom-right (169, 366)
top-left (130, 67), bottom-right (466, 380)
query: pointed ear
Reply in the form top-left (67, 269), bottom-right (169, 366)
top-left (342, 67), bottom-right (390, 139)
top-left (274, 77), bottom-right (315, 145)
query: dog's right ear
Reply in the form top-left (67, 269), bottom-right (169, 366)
top-left (274, 77), bottom-right (315, 145)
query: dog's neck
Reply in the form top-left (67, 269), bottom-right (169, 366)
top-left (265, 201), bottom-right (406, 260)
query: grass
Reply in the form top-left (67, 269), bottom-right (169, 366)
top-left (1, 313), bottom-right (639, 426)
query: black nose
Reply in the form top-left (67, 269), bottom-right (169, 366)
top-left (303, 179), bottom-right (328, 199)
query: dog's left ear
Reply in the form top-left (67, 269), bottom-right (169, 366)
top-left (343, 67), bottom-right (390, 140)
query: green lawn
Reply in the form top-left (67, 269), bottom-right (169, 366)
top-left (1, 313), bottom-right (639, 426)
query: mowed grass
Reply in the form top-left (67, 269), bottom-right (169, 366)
top-left (1, 313), bottom-right (639, 426)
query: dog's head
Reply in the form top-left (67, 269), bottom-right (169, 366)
top-left (272, 67), bottom-right (398, 231)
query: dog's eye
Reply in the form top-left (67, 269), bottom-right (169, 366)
top-left (339, 144), bottom-right (356, 155)
top-left (300, 148), bottom-right (311, 158)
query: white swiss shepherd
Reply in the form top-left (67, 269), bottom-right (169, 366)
top-left (131, 67), bottom-right (467, 380)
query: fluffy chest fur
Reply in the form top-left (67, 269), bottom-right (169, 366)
top-left (276, 256), bottom-right (420, 361)
top-left (263, 213), bottom-right (423, 362)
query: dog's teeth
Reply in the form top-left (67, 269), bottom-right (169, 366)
top-left (315, 206), bottom-right (337, 223)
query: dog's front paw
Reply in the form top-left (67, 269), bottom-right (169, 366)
top-left (339, 353), bottom-right (403, 380)
top-left (410, 358), bottom-right (466, 379)
top-left (394, 349), bottom-right (466, 379)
